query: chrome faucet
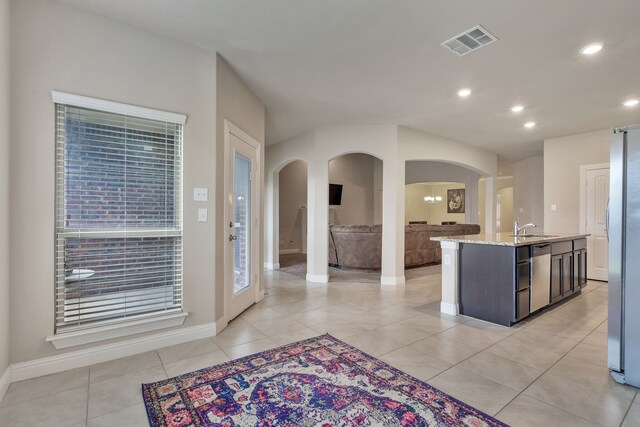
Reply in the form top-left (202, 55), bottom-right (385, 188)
top-left (514, 218), bottom-right (537, 236)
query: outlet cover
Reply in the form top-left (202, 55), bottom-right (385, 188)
top-left (194, 188), bottom-right (208, 202)
top-left (198, 208), bottom-right (208, 222)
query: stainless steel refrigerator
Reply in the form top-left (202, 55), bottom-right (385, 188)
top-left (609, 125), bottom-right (640, 387)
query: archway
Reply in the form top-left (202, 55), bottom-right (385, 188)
top-left (326, 152), bottom-right (383, 282)
top-left (277, 160), bottom-right (309, 273)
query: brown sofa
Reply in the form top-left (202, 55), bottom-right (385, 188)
top-left (404, 223), bottom-right (480, 267)
top-left (328, 223), bottom-right (481, 269)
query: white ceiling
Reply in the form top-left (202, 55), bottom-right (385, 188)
top-left (57, 0), bottom-right (640, 160)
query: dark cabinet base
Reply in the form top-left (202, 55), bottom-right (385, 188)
top-left (459, 238), bottom-right (587, 327)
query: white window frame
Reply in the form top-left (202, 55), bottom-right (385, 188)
top-left (47, 91), bottom-right (188, 349)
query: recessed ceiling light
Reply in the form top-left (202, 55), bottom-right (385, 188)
top-left (511, 105), bottom-right (524, 113)
top-left (457, 88), bottom-right (471, 97)
top-left (580, 42), bottom-right (604, 55)
top-left (623, 99), bottom-right (639, 107)
top-left (524, 121), bottom-right (536, 128)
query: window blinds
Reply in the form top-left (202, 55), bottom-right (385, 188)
top-left (55, 103), bottom-right (183, 333)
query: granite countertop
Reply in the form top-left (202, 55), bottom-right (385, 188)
top-left (431, 232), bottom-right (590, 247)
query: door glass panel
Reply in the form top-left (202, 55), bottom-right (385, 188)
top-left (234, 153), bottom-right (251, 294)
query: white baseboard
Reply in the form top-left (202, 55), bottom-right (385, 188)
top-left (279, 249), bottom-right (300, 255)
top-left (0, 366), bottom-right (10, 402)
top-left (381, 276), bottom-right (406, 286)
top-left (306, 274), bottom-right (329, 283)
top-left (264, 262), bottom-right (280, 270)
top-left (214, 316), bottom-right (228, 335)
top-left (440, 301), bottom-right (459, 316)
top-left (46, 312), bottom-right (188, 349)
top-left (10, 321), bottom-right (218, 383)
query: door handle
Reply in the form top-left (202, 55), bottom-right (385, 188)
top-left (605, 198), bottom-right (610, 242)
top-left (229, 234), bottom-right (238, 242)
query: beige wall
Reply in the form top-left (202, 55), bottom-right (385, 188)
top-left (9, 0), bottom-right (219, 364)
top-left (405, 183), bottom-right (466, 225)
top-left (215, 54), bottom-right (266, 317)
top-left (0, 0), bottom-right (10, 380)
top-left (278, 161), bottom-right (307, 252)
top-left (405, 183), bottom-right (433, 223)
top-left (497, 187), bottom-right (514, 233)
top-left (404, 160), bottom-right (482, 225)
top-left (328, 153), bottom-right (380, 226)
top-left (544, 130), bottom-right (610, 233)
top-left (513, 156), bottom-right (544, 229)
top-left (430, 183), bottom-right (466, 225)
top-left (478, 176), bottom-right (513, 233)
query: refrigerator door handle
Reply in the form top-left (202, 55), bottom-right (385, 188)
top-left (606, 199), bottom-right (610, 241)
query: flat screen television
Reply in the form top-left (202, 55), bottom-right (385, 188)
top-left (329, 184), bottom-right (343, 205)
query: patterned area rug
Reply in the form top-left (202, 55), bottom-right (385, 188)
top-left (142, 334), bottom-right (508, 427)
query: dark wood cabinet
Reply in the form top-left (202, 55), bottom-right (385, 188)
top-left (562, 252), bottom-right (573, 296)
top-left (516, 259), bottom-right (530, 291)
top-left (516, 288), bottom-right (530, 321)
top-left (551, 241), bottom-right (575, 301)
top-left (459, 237), bottom-right (587, 327)
top-left (515, 249), bottom-right (531, 321)
top-left (551, 254), bottom-right (562, 303)
top-left (573, 238), bottom-right (588, 288)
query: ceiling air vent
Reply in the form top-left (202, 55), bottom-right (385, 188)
top-left (441, 25), bottom-right (497, 56)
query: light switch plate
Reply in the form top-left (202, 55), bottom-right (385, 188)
top-left (519, 208), bottom-right (524, 214)
top-left (444, 254), bottom-right (451, 265)
top-left (198, 208), bottom-right (208, 222)
top-left (194, 188), bottom-right (208, 202)
top-left (551, 204), bottom-right (557, 211)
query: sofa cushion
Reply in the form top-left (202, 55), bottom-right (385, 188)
top-left (329, 223), bottom-right (480, 269)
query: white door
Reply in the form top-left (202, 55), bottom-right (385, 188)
top-left (584, 167), bottom-right (609, 281)
top-left (225, 122), bottom-right (261, 321)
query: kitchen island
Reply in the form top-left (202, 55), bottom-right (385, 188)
top-left (432, 233), bottom-right (589, 326)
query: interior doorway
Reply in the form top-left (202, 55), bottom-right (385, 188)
top-left (326, 153), bottom-right (383, 281)
top-left (496, 187), bottom-right (514, 232)
top-left (580, 163), bottom-right (610, 281)
top-left (277, 160), bottom-right (308, 272)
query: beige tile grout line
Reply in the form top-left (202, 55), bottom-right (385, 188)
top-left (491, 315), bottom-right (618, 425)
top-left (370, 283), bottom-right (609, 421)
top-left (85, 365), bottom-right (91, 427)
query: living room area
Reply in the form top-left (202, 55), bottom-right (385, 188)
top-left (275, 152), bottom-right (487, 282)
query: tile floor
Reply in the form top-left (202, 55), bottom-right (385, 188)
top-left (0, 266), bottom-right (638, 426)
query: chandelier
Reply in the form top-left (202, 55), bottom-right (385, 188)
top-left (424, 195), bottom-right (442, 203)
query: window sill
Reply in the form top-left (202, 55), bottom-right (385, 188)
top-left (46, 312), bottom-right (189, 349)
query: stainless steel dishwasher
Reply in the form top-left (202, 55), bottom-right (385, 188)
top-left (531, 244), bottom-right (551, 312)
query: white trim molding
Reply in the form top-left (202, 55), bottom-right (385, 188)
top-left (306, 274), bottom-right (329, 283)
top-left (0, 366), bottom-right (10, 402)
top-left (12, 321), bottom-right (218, 382)
top-left (264, 262), bottom-right (280, 270)
top-left (440, 301), bottom-right (459, 316)
top-left (214, 317), bottom-right (228, 335)
top-left (51, 90), bottom-right (187, 124)
top-left (46, 312), bottom-right (188, 349)
top-left (279, 248), bottom-right (300, 255)
top-left (439, 240), bottom-right (460, 250)
top-left (380, 276), bottom-right (406, 286)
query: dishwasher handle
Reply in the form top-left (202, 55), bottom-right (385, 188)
top-left (532, 243), bottom-right (551, 256)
